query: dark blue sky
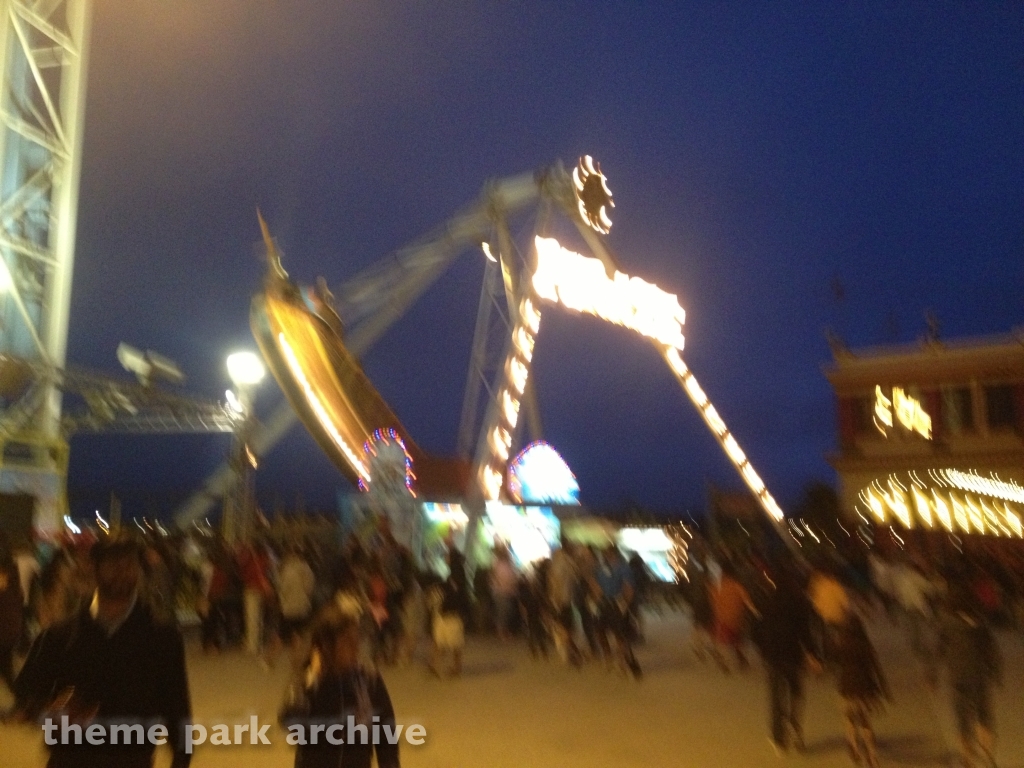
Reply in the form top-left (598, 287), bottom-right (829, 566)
top-left (66, 2), bottom-right (1024, 518)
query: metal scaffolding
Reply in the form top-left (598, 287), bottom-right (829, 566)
top-left (0, 0), bottom-right (91, 530)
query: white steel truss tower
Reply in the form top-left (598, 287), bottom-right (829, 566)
top-left (0, 0), bottom-right (91, 530)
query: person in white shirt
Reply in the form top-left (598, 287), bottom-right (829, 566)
top-left (489, 546), bottom-right (518, 641)
top-left (277, 548), bottom-right (316, 664)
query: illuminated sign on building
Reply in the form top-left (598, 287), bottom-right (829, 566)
top-left (874, 385), bottom-right (931, 439)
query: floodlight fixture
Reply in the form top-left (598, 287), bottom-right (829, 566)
top-left (226, 351), bottom-right (266, 387)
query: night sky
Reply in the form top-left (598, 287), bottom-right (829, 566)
top-left (65, 2), bottom-right (1024, 520)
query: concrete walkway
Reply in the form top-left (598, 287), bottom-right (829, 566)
top-left (2, 611), bottom-right (1021, 767)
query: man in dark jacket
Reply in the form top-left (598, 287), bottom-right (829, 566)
top-left (940, 586), bottom-right (1002, 768)
top-left (14, 535), bottom-right (192, 768)
top-left (755, 568), bottom-right (816, 754)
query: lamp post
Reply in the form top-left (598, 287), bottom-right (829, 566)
top-left (224, 351), bottom-right (265, 544)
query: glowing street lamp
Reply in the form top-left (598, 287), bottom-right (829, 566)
top-left (224, 351), bottom-right (265, 543)
top-left (226, 351), bottom-right (266, 388)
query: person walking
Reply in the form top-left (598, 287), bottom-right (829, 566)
top-left (755, 567), bottom-right (817, 755)
top-left (548, 540), bottom-right (581, 665)
top-left (597, 546), bottom-right (641, 678)
top-left (832, 613), bottom-right (889, 768)
top-left (278, 547), bottom-right (317, 664)
top-left (238, 541), bottom-right (274, 659)
top-left (890, 561), bottom-right (939, 681)
top-left (281, 607), bottom-right (400, 768)
top-left (710, 561), bottom-right (755, 672)
top-left (428, 570), bottom-right (466, 677)
top-left (0, 550), bottom-right (23, 693)
top-left (14, 535), bottom-right (192, 768)
top-left (939, 586), bottom-right (1002, 768)
top-left (489, 546), bottom-right (518, 641)
top-left (809, 562), bottom-right (851, 664)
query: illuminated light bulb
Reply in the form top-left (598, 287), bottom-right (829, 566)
top-left (887, 486), bottom-right (912, 529)
top-left (741, 463), bottom-right (765, 495)
top-left (723, 434), bottom-right (747, 466)
top-left (873, 386), bottom-right (893, 435)
top-left (663, 348), bottom-right (688, 376)
top-left (481, 466), bottom-right (503, 501)
top-left (1003, 504), bottom-right (1023, 537)
top-left (572, 165), bottom-right (585, 192)
top-left (490, 426), bottom-right (512, 462)
top-left (514, 326), bottom-right (535, 361)
top-left (509, 357), bottom-right (529, 395)
top-left (278, 333), bottom-right (369, 480)
top-left (762, 495), bottom-right (784, 522)
top-left (932, 491), bottom-right (953, 531)
top-left (685, 377), bottom-right (708, 408)
top-left (964, 497), bottom-right (987, 534)
top-left (941, 469), bottom-right (1024, 504)
top-left (912, 487), bottom-right (933, 528)
top-left (703, 404), bottom-right (727, 436)
top-left (866, 491), bottom-right (886, 524)
top-left (979, 499), bottom-right (1008, 537)
top-left (950, 495), bottom-right (971, 533)
top-left (522, 299), bottom-right (542, 334)
top-left (501, 390), bottom-right (520, 428)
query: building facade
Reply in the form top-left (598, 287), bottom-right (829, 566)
top-left (825, 331), bottom-right (1024, 538)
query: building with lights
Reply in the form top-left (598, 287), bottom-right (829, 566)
top-left (825, 331), bottom-right (1024, 538)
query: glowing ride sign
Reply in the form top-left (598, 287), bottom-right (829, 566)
top-left (532, 237), bottom-right (686, 350)
top-left (476, 234), bottom-right (784, 526)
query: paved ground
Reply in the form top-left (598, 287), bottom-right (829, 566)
top-left (2, 611), bottom-right (1022, 767)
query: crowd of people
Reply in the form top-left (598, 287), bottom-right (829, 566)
top-left (682, 534), bottom-right (1016, 768)
top-left (0, 517), bottom-right (1021, 768)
